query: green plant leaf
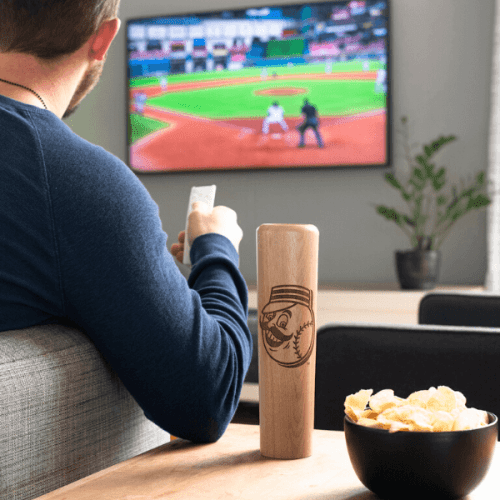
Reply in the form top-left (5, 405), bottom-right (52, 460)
top-left (426, 135), bottom-right (457, 157)
top-left (384, 173), bottom-right (402, 190)
top-left (425, 162), bottom-right (435, 178)
top-left (375, 205), bottom-right (406, 226)
top-left (415, 156), bottom-right (436, 179)
top-left (466, 194), bottom-right (491, 210)
top-left (437, 195), bottom-right (447, 206)
top-left (432, 168), bottom-right (446, 191)
top-left (476, 171), bottom-right (486, 185)
top-left (415, 156), bottom-right (427, 171)
top-left (412, 166), bottom-right (425, 181)
top-left (432, 179), bottom-right (445, 191)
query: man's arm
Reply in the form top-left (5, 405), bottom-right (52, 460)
top-left (51, 145), bottom-right (252, 443)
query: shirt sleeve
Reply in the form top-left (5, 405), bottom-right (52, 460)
top-left (48, 143), bottom-right (252, 443)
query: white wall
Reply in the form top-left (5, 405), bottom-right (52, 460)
top-left (65, 0), bottom-right (496, 285)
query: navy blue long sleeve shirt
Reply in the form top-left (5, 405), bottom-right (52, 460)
top-left (0, 94), bottom-right (252, 442)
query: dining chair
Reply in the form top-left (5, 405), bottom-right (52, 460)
top-left (419, 291), bottom-right (500, 327)
top-left (314, 322), bottom-right (500, 433)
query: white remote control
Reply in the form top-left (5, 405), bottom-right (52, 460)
top-left (183, 185), bottom-right (217, 266)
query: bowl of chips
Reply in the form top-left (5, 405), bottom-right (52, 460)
top-left (344, 386), bottom-right (498, 500)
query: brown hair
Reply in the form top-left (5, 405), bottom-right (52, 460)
top-left (0, 0), bottom-right (120, 61)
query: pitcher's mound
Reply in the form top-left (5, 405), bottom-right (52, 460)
top-left (254, 87), bottom-right (308, 96)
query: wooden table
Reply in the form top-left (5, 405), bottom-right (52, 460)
top-left (36, 424), bottom-right (498, 500)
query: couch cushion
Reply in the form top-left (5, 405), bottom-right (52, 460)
top-left (0, 324), bottom-right (169, 500)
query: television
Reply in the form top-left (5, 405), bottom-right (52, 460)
top-left (126, 0), bottom-right (390, 173)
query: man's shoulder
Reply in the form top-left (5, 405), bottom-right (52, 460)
top-left (34, 114), bottom-right (128, 176)
top-left (27, 112), bottom-right (146, 205)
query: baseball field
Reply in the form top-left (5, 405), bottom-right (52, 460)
top-left (128, 60), bottom-right (387, 172)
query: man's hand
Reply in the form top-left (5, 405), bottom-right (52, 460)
top-left (170, 202), bottom-right (243, 263)
top-left (170, 230), bottom-right (186, 264)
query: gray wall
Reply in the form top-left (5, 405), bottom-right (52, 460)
top-left (65, 0), bottom-right (496, 286)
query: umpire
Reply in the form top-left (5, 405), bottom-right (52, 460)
top-left (297, 98), bottom-right (324, 148)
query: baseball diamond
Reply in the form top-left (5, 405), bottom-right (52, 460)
top-left (128, 62), bottom-right (387, 172)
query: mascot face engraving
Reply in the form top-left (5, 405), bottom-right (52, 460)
top-left (260, 285), bottom-right (315, 368)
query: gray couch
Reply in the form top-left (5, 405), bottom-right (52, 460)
top-left (0, 324), bottom-right (169, 500)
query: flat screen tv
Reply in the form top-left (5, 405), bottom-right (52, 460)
top-left (126, 0), bottom-right (390, 173)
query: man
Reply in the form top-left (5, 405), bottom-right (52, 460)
top-left (262, 101), bottom-right (288, 135)
top-left (297, 98), bottom-right (324, 148)
top-left (0, 1), bottom-right (251, 444)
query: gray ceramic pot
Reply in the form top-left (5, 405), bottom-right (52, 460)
top-left (395, 250), bottom-right (440, 290)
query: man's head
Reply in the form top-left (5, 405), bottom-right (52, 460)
top-left (0, 0), bottom-right (120, 61)
top-left (0, 0), bottom-right (121, 117)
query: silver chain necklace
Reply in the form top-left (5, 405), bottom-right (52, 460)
top-left (0, 78), bottom-right (48, 109)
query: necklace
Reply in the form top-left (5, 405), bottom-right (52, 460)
top-left (0, 78), bottom-right (48, 110)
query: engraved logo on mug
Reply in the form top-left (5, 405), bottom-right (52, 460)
top-left (260, 285), bottom-right (315, 368)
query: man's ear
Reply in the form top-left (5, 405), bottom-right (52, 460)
top-left (89, 18), bottom-right (121, 61)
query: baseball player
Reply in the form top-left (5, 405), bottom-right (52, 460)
top-left (262, 101), bottom-right (288, 135)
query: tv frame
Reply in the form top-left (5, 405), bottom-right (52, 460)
top-left (126, 0), bottom-right (392, 174)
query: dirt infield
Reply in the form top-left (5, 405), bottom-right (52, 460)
top-left (129, 72), bottom-right (386, 172)
top-left (254, 87), bottom-right (308, 96)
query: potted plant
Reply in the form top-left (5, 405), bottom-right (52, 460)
top-left (375, 116), bottom-right (492, 289)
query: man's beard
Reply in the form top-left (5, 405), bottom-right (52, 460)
top-left (63, 58), bottom-right (105, 119)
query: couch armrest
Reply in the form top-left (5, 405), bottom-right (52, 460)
top-left (0, 324), bottom-right (169, 500)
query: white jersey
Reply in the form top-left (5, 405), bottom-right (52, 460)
top-left (267, 105), bottom-right (285, 123)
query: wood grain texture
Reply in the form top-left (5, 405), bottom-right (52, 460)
top-left (34, 424), bottom-right (500, 500)
top-left (257, 224), bottom-right (319, 459)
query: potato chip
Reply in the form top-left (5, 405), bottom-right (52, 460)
top-left (388, 421), bottom-right (411, 433)
top-left (369, 389), bottom-right (406, 413)
top-left (408, 388), bottom-right (434, 409)
top-left (344, 386), bottom-right (489, 433)
top-left (360, 409), bottom-right (379, 420)
top-left (373, 413), bottom-right (394, 430)
top-left (454, 390), bottom-right (467, 409)
top-left (453, 408), bottom-right (489, 431)
top-left (344, 389), bottom-right (373, 423)
top-left (383, 405), bottom-right (434, 432)
top-left (426, 386), bottom-right (458, 413)
top-left (357, 417), bottom-right (386, 429)
top-left (344, 389), bottom-right (373, 411)
top-left (431, 410), bottom-right (455, 432)
top-left (345, 407), bottom-right (362, 423)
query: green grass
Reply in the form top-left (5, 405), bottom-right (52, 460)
top-left (128, 114), bottom-right (168, 144)
top-left (146, 79), bottom-right (385, 119)
top-left (129, 60), bottom-right (385, 88)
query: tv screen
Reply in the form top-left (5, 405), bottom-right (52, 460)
top-left (126, 0), bottom-right (390, 173)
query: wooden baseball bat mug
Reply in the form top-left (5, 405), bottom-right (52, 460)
top-left (256, 224), bottom-right (319, 459)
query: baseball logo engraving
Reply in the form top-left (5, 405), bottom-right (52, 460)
top-left (260, 285), bottom-right (315, 368)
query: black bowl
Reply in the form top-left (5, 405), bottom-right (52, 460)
top-left (344, 413), bottom-right (498, 500)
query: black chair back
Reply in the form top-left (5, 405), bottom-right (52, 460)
top-left (314, 322), bottom-right (500, 433)
top-left (419, 293), bottom-right (500, 327)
